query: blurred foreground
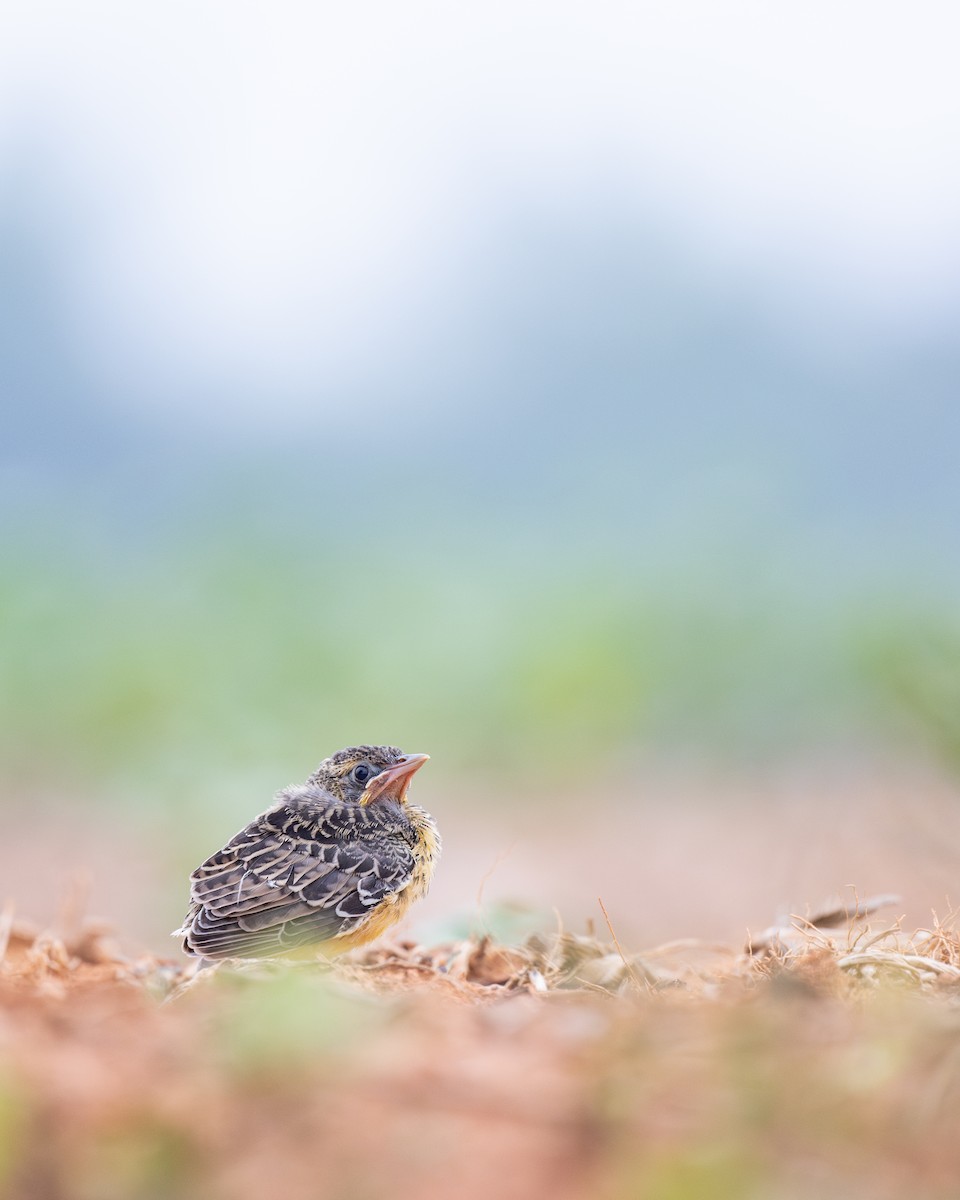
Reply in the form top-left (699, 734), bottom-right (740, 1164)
top-left (2, 902), bottom-right (960, 1200)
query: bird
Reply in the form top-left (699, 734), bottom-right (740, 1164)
top-left (175, 745), bottom-right (439, 961)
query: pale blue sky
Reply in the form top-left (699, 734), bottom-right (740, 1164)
top-left (2, 2), bottom-right (958, 431)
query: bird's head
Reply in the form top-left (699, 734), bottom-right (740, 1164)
top-left (308, 745), bottom-right (430, 806)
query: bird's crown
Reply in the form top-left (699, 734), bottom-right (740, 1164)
top-left (307, 745), bottom-right (427, 806)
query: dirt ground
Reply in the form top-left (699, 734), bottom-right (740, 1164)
top-left (2, 901), bottom-right (960, 1200)
top-left (3, 760), bottom-right (960, 1199)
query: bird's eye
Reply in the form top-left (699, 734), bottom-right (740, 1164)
top-left (352, 764), bottom-right (372, 785)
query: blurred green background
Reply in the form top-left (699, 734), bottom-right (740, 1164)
top-left (4, 443), bottom-right (959, 801)
top-left (2, 3), bottom-right (960, 943)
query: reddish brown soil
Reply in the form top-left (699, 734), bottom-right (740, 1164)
top-left (1, 905), bottom-right (960, 1200)
top-left (3, 761), bottom-right (960, 1199)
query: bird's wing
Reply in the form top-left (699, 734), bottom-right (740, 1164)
top-left (181, 806), bottom-right (415, 958)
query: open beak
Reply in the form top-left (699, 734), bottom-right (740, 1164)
top-left (360, 753), bottom-right (430, 806)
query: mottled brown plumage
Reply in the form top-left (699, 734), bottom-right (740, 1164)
top-left (176, 745), bottom-right (439, 960)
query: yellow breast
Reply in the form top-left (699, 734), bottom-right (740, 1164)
top-left (324, 804), bottom-right (441, 955)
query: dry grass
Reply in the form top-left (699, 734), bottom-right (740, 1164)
top-left (2, 895), bottom-right (960, 1200)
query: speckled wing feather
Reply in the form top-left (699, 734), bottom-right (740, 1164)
top-left (180, 785), bottom-right (417, 959)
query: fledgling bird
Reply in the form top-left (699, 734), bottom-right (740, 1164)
top-left (176, 745), bottom-right (439, 961)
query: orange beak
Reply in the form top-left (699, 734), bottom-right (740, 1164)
top-left (360, 753), bottom-right (430, 806)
